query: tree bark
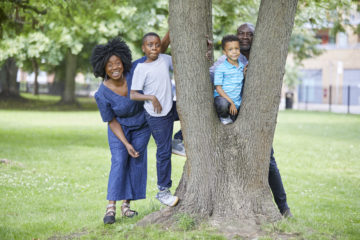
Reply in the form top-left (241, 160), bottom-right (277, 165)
top-left (32, 58), bottom-right (39, 95)
top-left (0, 58), bottom-right (20, 98)
top-left (49, 62), bottom-right (65, 96)
top-left (139, 0), bottom-right (298, 237)
top-left (60, 51), bottom-right (77, 104)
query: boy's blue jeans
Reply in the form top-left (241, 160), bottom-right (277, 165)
top-left (172, 101), bottom-right (183, 140)
top-left (145, 110), bottom-right (174, 191)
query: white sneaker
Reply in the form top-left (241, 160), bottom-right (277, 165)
top-left (220, 116), bottom-right (233, 125)
top-left (155, 189), bottom-right (179, 207)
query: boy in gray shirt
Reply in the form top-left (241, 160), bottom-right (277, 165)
top-left (130, 32), bottom-right (179, 207)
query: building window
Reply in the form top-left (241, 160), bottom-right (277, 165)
top-left (337, 32), bottom-right (348, 47)
top-left (343, 69), bottom-right (360, 105)
top-left (315, 29), bottom-right (335, 45)
top-left (298, 70), bottom-right (323, 103)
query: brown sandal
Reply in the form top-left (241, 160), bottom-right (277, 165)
top-left (103, 204), bottom-right (116, 224)
top-left (121, 202), bottom-right (138, 218)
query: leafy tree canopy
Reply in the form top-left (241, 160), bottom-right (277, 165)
top-left (0, 0), bottom-right (357, 79)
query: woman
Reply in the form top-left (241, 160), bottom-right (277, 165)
top-left (91, 38), bottom-right (151, 224)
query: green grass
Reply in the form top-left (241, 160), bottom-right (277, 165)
top-left (0, 93), bottom-right (98, 111)
top-left (268, 111), bottom-right (360, 240)
top-left (0, 95), bottom-right (359, 239)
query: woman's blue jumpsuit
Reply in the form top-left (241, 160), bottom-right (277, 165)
top-left (94, 78), bottom-right (151, 201)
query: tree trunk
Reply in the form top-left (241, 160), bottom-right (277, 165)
top-left (0, 58), bottom-right (20, 98)
top-left (49, 62), bottom-right (65, 96)
top-left (32, 58), bottom-right (39, 95)
top-left (60, 51), bottom-right (77, 104)
top-left (139, 0), bottom-right (298, 237)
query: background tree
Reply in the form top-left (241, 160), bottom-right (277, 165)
top-left (1, 0), bottom-right (355, 103)
top-left (0, 0), bottom-right (169, 103)
top-left (0, 0), bottom-right (47, 98)
top-left (139, 0), bottom-right (298, 237)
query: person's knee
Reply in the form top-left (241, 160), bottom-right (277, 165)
top-left (216, 97), bottom-right (229, 107)
top-left (157, 147), bottom-right (172, 160)
top-left (215, 97), bottom-right (230, 116)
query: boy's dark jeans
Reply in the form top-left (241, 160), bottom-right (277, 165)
top-left (214, 96), bottom-right (289, 213)
top-left (214, 96), bottom-right (239, 121)
top-left (145, 110), bottom-right (174, 190)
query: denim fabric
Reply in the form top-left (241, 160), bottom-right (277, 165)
top-left (107, 124), bottom-right (151, 201)
top-left (145, 110), bottom-right (174, 190)
top-left (172, 101), bottom-right (183, 140)
top-left (269, 148), bottom-right (289, 213)
top-left (95, 79), bottom-right (151, 201)
top-left (174, 130), bottom-right (183, 141)
top-left (95, 83), bottom-right (146, 128)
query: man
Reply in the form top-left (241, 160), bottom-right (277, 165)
top-left (210, 23), bottom-right (293, 218)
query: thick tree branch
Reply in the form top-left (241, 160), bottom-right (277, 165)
top-left (9, 0), bottom-right (47, 15)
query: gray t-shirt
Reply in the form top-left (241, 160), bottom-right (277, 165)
top-left (131, 54), bottom-right (173, 117)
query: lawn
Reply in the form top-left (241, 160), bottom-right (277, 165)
top-left (0, 96), bottom-right (359, 239)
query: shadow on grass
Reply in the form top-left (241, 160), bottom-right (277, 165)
top-left (0, 93), bottom-right (98, 111)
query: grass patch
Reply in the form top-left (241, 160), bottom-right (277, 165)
top-left (0, 100), bottom-right (359, 239)
top-left (0, 93), bottom-right (98, 111)
top-left (175, 213), bottom-right (196, 231)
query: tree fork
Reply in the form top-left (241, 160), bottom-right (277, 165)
top-left (138, 0), bottom-right (298, 236)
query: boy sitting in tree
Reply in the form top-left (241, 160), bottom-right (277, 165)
top-left (214, 35), bottom-right (245, 125)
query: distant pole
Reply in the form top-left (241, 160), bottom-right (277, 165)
top-left (347, 85), bottom-right (351, 114)
top-left (305, 85), bottom-right (309, 110)
top-left (329, 85), bottom-right (332, 112)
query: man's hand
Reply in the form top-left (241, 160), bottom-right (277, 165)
top-left (151, 96), bottom-right (162, 113)
top-left (243, 64), bottom-right (248, 78)
top-left (125, 143), bottom-right (140, 158)
top-left (229, 103), bottom-right (238, 116)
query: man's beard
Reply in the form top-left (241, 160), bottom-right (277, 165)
top-left (240, 45), bottom-right (251, 51)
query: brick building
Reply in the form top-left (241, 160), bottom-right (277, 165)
top-left (296, 11), bottom-right (360, 108)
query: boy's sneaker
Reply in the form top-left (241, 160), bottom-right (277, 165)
top-left (172, 139), bottom-right (186, 157)
top-left (155, 189), bottom-right (179, 207)
top-left (220, 116), bottom-right (233, 125)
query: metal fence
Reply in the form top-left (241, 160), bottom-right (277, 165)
top-left (295, 84), bottom-right (360, 114)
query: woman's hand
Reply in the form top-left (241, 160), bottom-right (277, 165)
top-left (151, 96), bottom-right (162, 113)
top-left (125, 144), bottom-right (140, 158)
top-left (108, 119), bottom-right (140, 158)
top-left (229, 103), bottom-right (238, 116)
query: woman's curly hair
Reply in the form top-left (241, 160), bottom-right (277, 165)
top-left (90, 37), bottom-right (132, 79)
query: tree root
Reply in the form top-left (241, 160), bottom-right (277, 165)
top-left (137, 206), bottom-right (284, 239)
top-left (137, 207), bottom-right (176, 229)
